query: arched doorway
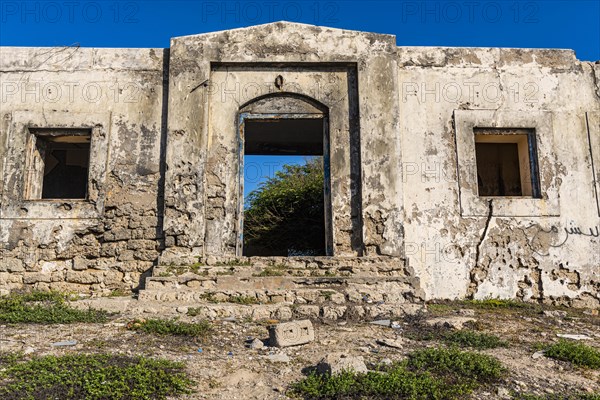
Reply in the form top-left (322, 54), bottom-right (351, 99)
top-left (237, 93), bottom-right (333, 257)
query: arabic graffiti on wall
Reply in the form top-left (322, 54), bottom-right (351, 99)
top-left (527, 222), bottom-right (599, 256)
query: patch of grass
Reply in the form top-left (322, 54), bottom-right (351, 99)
top-left (407, 347), bottom-right (505, 383)
top-left (292, 347), bottom-right (506, 399)
top-left (188, 262), bottom-right (205, 274)
top-left (127, 318), bottom-right (212, 337)
top-left (460, 298), bottom-right (534, 310)
top-left (426, 303), bottom-right (456, 313)
top-left (198, 293), bottom-right (264, 305)
top-left (0, 291), bottom-right (110, 324)
top-left (0, 352), bottom-right (21, 367)
top-left (442, 330), bottom-right (508, 350)
top-left (544, 339), bottom-right (600, 369)
top-left (199, 293), bottom-right (220, 303)
top-left (0, 353), bottom-right (193, 400)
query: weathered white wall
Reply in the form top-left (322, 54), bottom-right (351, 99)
top-left (399, 47), bottom-right (600, 306)
top-left (0, 47), bottom-right (166, 294)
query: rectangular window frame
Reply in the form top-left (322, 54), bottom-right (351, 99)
top-left (0, 110), bottom-right (110, 220)
top-left (454, 110), bottom-right (560, 217)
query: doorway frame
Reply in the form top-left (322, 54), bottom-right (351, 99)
top-left (237, 112), bottom-right (333, 257)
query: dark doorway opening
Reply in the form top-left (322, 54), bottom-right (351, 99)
top-left (240, 116), bottom-right (329, 257)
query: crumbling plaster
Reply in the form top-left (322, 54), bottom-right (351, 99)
top-left (0, 46), bottom-right (167, 294)
top-left (399, 46), bottom-right (600, 306)
top-left (163, 22), bottom-right (404, 263)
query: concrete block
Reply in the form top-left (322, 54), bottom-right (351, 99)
top-left (317, 353), bottom-right (368, 375)
top-left (269, 319), bottom-right (314, 347)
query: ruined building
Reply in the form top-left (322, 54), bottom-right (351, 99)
top-left (1, 22), bottom-right (599, 314)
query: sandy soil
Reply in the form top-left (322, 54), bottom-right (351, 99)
top-left (1, 300), bottom-right (598, 399)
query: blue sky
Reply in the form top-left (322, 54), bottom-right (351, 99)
top-left (1, 0), bottom-right (598, 196)
top-left (1, 0), bottom-right (598, 60)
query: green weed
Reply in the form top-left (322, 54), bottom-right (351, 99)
top-left (0, 353), bottom-right (193, 400)
top-left (127, 318), bottom-right (212, 337)
top-left (292, 347), bottom-right (506, 399)
top-left (0, 291), bottom-right (109, 324)
top-left (442, 330), bottom-right (508, 350)
top-left (228, 295), bottom-right (259, 305)
top-left (544, 339), bottom-right (600, 369)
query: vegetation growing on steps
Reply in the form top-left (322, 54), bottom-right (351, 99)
top-left (228, 295), bottom-right (259, 304)
top-left (0, 291), bottom-right (110, 324)
top-left (292, 347), bottom-right (506, 399)
top-left (197, 293), bottom-right (262, 304)
top-left (107, 288), bottom-right (132, 298)
top-left (0, 353), bottom-right (193, 400)
top-left (215, 258), bottom-right (252, 266)
top-left (460, 298), bottom-right (534, 309)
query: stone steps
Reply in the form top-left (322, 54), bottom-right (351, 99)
top-left (137, 256), bottom-right (425, 320)
top-left (154, 255), bottom-right (409, 277)
top-left (145, 275), bottom-right (413, 290)
top-left (72, 296), bottom-right (426, 322)
top-left (138, 280), bottom-right (414, 303)
top-left (172, 303), bottom-right (426, 321)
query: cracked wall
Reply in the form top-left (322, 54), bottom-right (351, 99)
top-left (400, 46), bottom-right (600, 306)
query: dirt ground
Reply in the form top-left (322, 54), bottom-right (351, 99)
top-left (1, 299), bottom-right (598, 399)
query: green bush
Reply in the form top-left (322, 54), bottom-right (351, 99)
top-left (243, 158), bottom-right (325, 256)
top-left (544, 339), bottom-right (600, 369)
top-left (0, 353), bottom-right (193, 400)
top-left (406, 347), bottom-right (505, 384)
top-left (443, 330), bottom-right (508, 350)
top-left (0, 291), bottom-right (109, 324)
top-left (292, 348), bottom-right (506, 399)
top-left (127, 318), bottom-right (212, 337)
